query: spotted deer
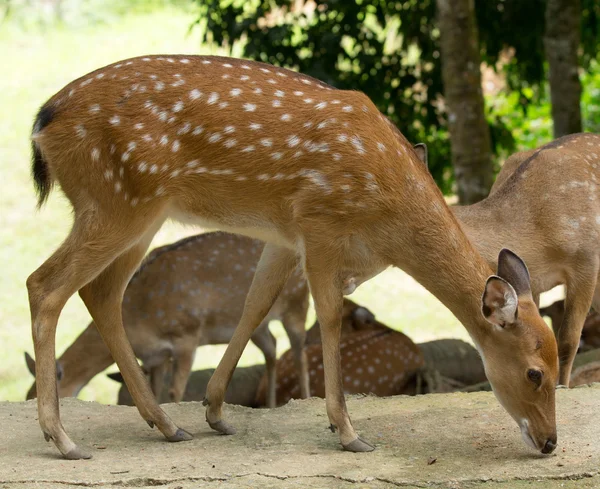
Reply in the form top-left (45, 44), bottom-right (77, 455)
top-left (416, 133), bottom-right (599, 390)
top-left (255, 299), bottom-right (424, 406)
top-left (24, 231), bottom-right (309, 407)
top-left (28, 54), bottom-right (557, 459)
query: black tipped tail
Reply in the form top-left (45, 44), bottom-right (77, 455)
top-left (31, 104), bottom-right (55, 208)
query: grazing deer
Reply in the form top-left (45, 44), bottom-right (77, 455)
top-left (255, 299), bottom-right (424, 406)
top-left (24, 232), bottom-right (309, 407)
top-left (28, 54), bottom-right (557, 459)
top-left (416, 133), bottom-right (599, 389)
top-left (113, 298), bottom-right (374, 406)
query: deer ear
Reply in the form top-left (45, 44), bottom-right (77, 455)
top-left (496, 248), bottom-right (531, 297)
top-left (482, 276), bottom-right (518, 327)
top-left (25, 352), bottom-right (36, 376)
top-left (413, 143), bottom-right (428, 167)
top-left (352, 306), bottom-right (376, 328)
top-left (107, 372), bottom-right (124, 383)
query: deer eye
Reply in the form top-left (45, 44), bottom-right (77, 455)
top-left (527, 369), bottom-right (543, 387)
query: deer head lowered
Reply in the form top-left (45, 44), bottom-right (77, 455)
top-left (28, 54), bottom-right (557, 459)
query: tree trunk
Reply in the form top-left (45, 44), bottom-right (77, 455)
top-left (544, 0), bottom-right (582, 138)
top-left (436, 0), bottom-right (493, 204)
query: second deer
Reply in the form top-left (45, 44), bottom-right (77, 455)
top-left (416, 133), bottom-right (600, 387)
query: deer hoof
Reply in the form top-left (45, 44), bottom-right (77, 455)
top-left (342, 436), bottom-right (375, 453)
top-left (43, 431), bottom-right (52, 442)
top-left (64, 446), bottom-right (93, 460)
top-left (166, 428), bottom-right (193, 442)
top-left (208, 420), bottom-right (237, 435)
top-left (146, 420), bottom-right (155, 429)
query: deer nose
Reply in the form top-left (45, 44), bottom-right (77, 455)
top-left (541, 437), bottom-right (557, 454)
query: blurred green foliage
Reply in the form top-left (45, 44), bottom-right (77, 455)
top-left (193, 0), bottom-right (600, 193)
top-left (0, 0), bottom-right (193, 28)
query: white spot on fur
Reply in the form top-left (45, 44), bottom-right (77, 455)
top-left (91, 148), bottom-right (100, 161)
top-left (224, 126), bottom-right (236, 134)
top-left (192, 125), bottom-right (204, 135)
top-left (243, 103), bottom-right (257, 112)
top-left (109, 115), bottom-right (120, 125)
top-left (249, 123), bottom-right (262, 131)
top-left (281, 114), bottom-right (291, 121)
top-left (260, 138), bottom-right (273, 147)
top-left (89, 104), bottom-right (100, 113)
top-left (173, 101), bottom-right (184, 112)
top-left (287, 135), bottom-right (300, 147)
top-left (154, 81), bottom-right (165, 91)
top-left (230, 88), bottom-right (242, 97)
top-left (208, 133), bottom-right (222, 143)
top-left (75, 125), bottom-right (86, 138)
top-left (172, 140), bottom-right (181, 152)
top-left (207, 92), bottom-right (219, 105)
top-left (242, 145), bottom-right (256, 152)
top-left (190, 89), bottom-right (202, 100)
top-left (342, 105), bottom-right (353, 112)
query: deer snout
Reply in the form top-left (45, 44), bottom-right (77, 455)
top-left (541, 435), bottom-right (557, 454)
top-left (520, 419), bottom-right (557, 454)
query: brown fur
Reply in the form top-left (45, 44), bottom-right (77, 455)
top-left (28, 54), bottom-right (556, 458)
top-left (451, 134), bottom-right (600, 389)
top-left (25, 232), bottom-right (309, 407)
top-left (255, 299), bottom-right (424, 406)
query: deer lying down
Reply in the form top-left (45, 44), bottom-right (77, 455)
top-left (255, 299), bottom-right (424, 406)
top-left (416, 133), bottom-right (599, 388)
top-left (28, 54), bottom-right (556, 459)
top-left (25, 232), bottom-right (309, 408)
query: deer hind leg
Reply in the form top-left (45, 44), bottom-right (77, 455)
top-left (282, 309), bottom-right (310, 399)
top-left (204, 243), bottom-right (297, 433)
top-left (304, 251), bottom-right (374, 452)
top-left (250, 324), bottom-right (277, 407)
top-left (27, 209), bottom-right (166, 459)
top-left (558, 264), bottom-right (599, 386)
top-left (169, 340), bottom-right (197, 402)
top-left (78, 223), bottom-right (192, 443)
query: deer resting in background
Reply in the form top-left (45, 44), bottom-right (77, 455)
top-left (415, 133), bottom-right (598, 388)
top-left (28, 54), bottom-right (557, 459)
top-left (255, 298), bottom-right (425, 406)
top-left (24, 231), bottom-right (309, 407)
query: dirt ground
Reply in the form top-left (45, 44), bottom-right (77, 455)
top-left (2, 386), bottom-right (599, 489)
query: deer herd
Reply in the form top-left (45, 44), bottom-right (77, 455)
top-left (23, 54), bottom-right (600, 460)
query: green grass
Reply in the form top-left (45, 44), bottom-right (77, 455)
top-left (0, 3), bottom-right (561, 405)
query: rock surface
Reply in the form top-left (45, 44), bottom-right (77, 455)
top-left (2, 386), bottom-right (599, 488)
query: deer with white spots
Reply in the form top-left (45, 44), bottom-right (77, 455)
top-left (255, 299), bottom-right (425, 406)
top-left (24, 231), bottom-right (309, 407)
top-left (28, 54), bottom-right (557, 459)
top-left (415, 133), bottom-right (600, 393)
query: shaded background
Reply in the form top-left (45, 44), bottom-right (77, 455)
top-left (1, 0), bottom-right (598, 403)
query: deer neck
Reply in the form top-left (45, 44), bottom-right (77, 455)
top-left (384, 198), bottom-right (497, 351)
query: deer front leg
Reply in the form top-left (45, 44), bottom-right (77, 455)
top-left (204, 244), bottom-right (297, 433)
top-left (250, 324), bottom-right (278, 408)
top-left (558, 270), bottom-right (598, 386)
top-left (305, 259), bottom-right (374, 452)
